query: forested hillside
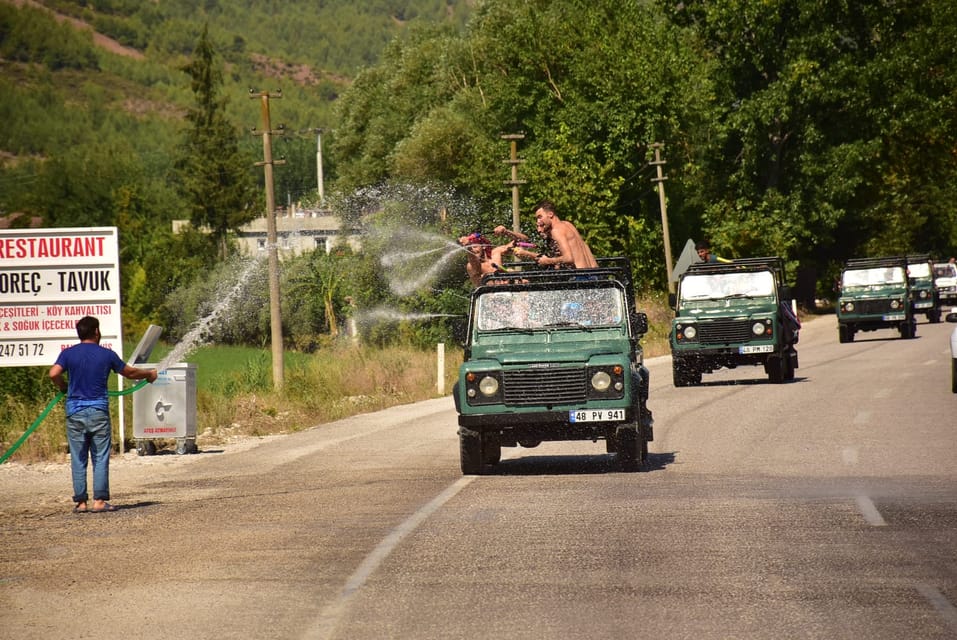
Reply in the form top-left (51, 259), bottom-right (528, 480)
top-left (0, 0), bottom-right (475, 344)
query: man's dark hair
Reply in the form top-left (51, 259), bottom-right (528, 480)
top-left (535, 199), bottom-right (558, 215)
top-left (695, 240), bottom-right (711, 251)
top-left (75, 316), bottom-right (99, 341)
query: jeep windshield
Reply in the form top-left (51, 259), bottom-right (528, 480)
top-left (908, 262), bottom-right (932, 282)
top-left (842, 266), bottom-right (906, 289)
top-left (679, 270), bottom-right (775, 302)
top-left (474, 287), bottom-right (624, 331)
top-left (934, 263), bottom-right (957, 279)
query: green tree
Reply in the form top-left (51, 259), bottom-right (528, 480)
top-left (659, 0), bottom-right (957, 273)
top-left (175, 24), bottom-right (258, 259)
top-left (331, 0), bottom-right (718, 290)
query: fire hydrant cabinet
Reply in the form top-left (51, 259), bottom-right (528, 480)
top-left (133, 363), bottom-right (198, 455)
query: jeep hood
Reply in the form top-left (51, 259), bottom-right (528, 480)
top-left (469, 332), bottom-right (631, 365)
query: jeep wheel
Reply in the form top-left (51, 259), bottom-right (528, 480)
top-left (459, 432), bottom-right (484, 475)
top-left (783, 349), bottom-right (796, 381)
top-left (929, 309), bottom-right (942, 324)
top-left (616, 427), bottom-right (637, 462)
top-left (672, 361), bottom-right (701, 387)
top-left (615, 427), bottom-right (646, 469)
top-left (900, 320), bottom-right (917, 339)
top-left (838, 324), bottom-right (854, 343)
top-left (766, 355), bottom-right (781, 383)
top-left (482, 434), bottom-right (501, 465)
top-left (952, 357), bottom-right (957, 394)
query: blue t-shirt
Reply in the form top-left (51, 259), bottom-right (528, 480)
top-left (54, 342), bottom-right (126, 416)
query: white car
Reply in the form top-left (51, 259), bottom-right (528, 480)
top-left (934, 262), bottom-right (957, 306)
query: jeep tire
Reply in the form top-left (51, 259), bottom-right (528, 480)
top-left (838, 324), bottom-right (854, 343)
top-left (672, 360), bottom-right (702, 387)
top-left (900, 319), bottom-right (917, 339)
top-left (459, 430), bottom-right (484, 475)
top-left (482, 433), bottom-right (501, 465)
top-left (615, 425), bottom-right (647, 468)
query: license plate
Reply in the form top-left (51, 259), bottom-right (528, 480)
top-left (739, 344), bottom-right (774, 354)
top-left (914, 302), bottom-right (932, 309)
top-left (882, 314), bottom-right (905, 321)
top-left (569, 408), bottom-right (626, 423)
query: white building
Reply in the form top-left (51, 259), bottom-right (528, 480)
top-left (174, 205), bottom-right (360, 257)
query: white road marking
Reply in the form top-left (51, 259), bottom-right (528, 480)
top-left (855, 495), bottom-right (887, 527)
top-left (916, 584), bottom-right (957, 634)
top-left (841, 447), bottom-right (859, 465)
top-left (304, 476), bottom-right (476, 639)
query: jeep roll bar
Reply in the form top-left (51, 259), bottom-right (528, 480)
top-left (479, 256), bottom-right (636, 300)
top-left (844, 256), bottom-right (909, 269)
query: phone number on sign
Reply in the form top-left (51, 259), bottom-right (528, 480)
top-left (0, 343), bottom-right (45, 358)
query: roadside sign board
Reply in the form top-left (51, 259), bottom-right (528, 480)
top-left (0, 227), bottom-right (122, 367)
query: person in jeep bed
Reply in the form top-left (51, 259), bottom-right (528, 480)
top-left (504, 200), bottom-right (597, 269)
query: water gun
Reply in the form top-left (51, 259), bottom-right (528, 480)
top-left (515, 241), bottom-right (537, 249)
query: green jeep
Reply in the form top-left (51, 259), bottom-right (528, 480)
top-left (453, 258), bottom-right (653, 475)
top-left (907, 254), bottom-right (941, 324)
top-left (669, 257), bottom-right (800, 385)
top-left (837, 256), bottom-right (915, 342)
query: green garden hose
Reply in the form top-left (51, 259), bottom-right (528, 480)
top-left (0, 379), bottom-right (150, 464)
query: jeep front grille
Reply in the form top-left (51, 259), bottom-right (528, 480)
top-left (854, 299), bottom-right (895, 314)
top-left (503, 367), bottom-right (587, 406)
top-left (697, 320), bottom-right (753, 344)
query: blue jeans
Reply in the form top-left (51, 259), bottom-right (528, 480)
top-left (66, 407), bottom-right (112, 503)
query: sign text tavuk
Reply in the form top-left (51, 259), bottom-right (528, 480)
top-left (0, 227), bottom-right (122, 367)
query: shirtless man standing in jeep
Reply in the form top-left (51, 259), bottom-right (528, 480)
top-left (500, 200), bottom-right (597, 269)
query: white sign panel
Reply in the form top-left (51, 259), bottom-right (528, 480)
top-left (0, 227), bottom-right (122, 367)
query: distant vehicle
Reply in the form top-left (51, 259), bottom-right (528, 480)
top-left (907, 254), bottom-right (941, 323)
top-left (934, 262), bottom-right (957, 309)
top-left (947, 313), bottom-right (957, 394)
top-left (837, 256), bottom-right (915, 342)
top-left (669, 257), bottom-right (800, 385)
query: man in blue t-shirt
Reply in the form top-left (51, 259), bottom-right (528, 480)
top-left (49, 316), bottom-right (157, 514)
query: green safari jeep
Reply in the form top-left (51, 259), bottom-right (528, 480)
top-left (453, 258), bottom-right (653, 475)
top-left (669, 257), bottom-right (800, 385)
top-left (837, 256), bottom-right (915, 342)
top-left (907, 254), bottom-right (941, 324)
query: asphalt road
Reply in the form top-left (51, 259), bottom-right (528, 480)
top-left (1, 313), bottom-right (956, 640)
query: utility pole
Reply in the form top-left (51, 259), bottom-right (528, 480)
top-left (501, 133), bottom-right (526, 233)
top-left (314, 127), bottom-right (325, 207)
top-left (251, 88), bottom-right (286, 390)
top-left (650, 142), bottom-right (675, 294)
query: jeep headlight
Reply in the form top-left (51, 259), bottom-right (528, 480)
top-left (465, 371), bottom-right (502, 404)
top-left (683, 325), bottom-right (697, 339)
top-left (752, 321), bottom-right (767, 336)
top-left (890, 299), bottom-right (900, 309)
top-left (919, 290), bottom-right (929, 299)
top-left (478, 375), bottom-right (500, 396)
top-left (591, 370), bottom-right (612, 392)
top-left (844, 301), bottom-right (854, 312)
top-left (587, 365), bottom-right (625, 399)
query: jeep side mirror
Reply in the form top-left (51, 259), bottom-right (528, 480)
top-left (668, 293), bottom-right (677, 308)
top-left (780, 285), bottom-right (791, 300)
top-left (631, 311), bottom-right (648, 337)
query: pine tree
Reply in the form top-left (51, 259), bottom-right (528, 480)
top-left (175, 23), bottom-right (257, 259)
